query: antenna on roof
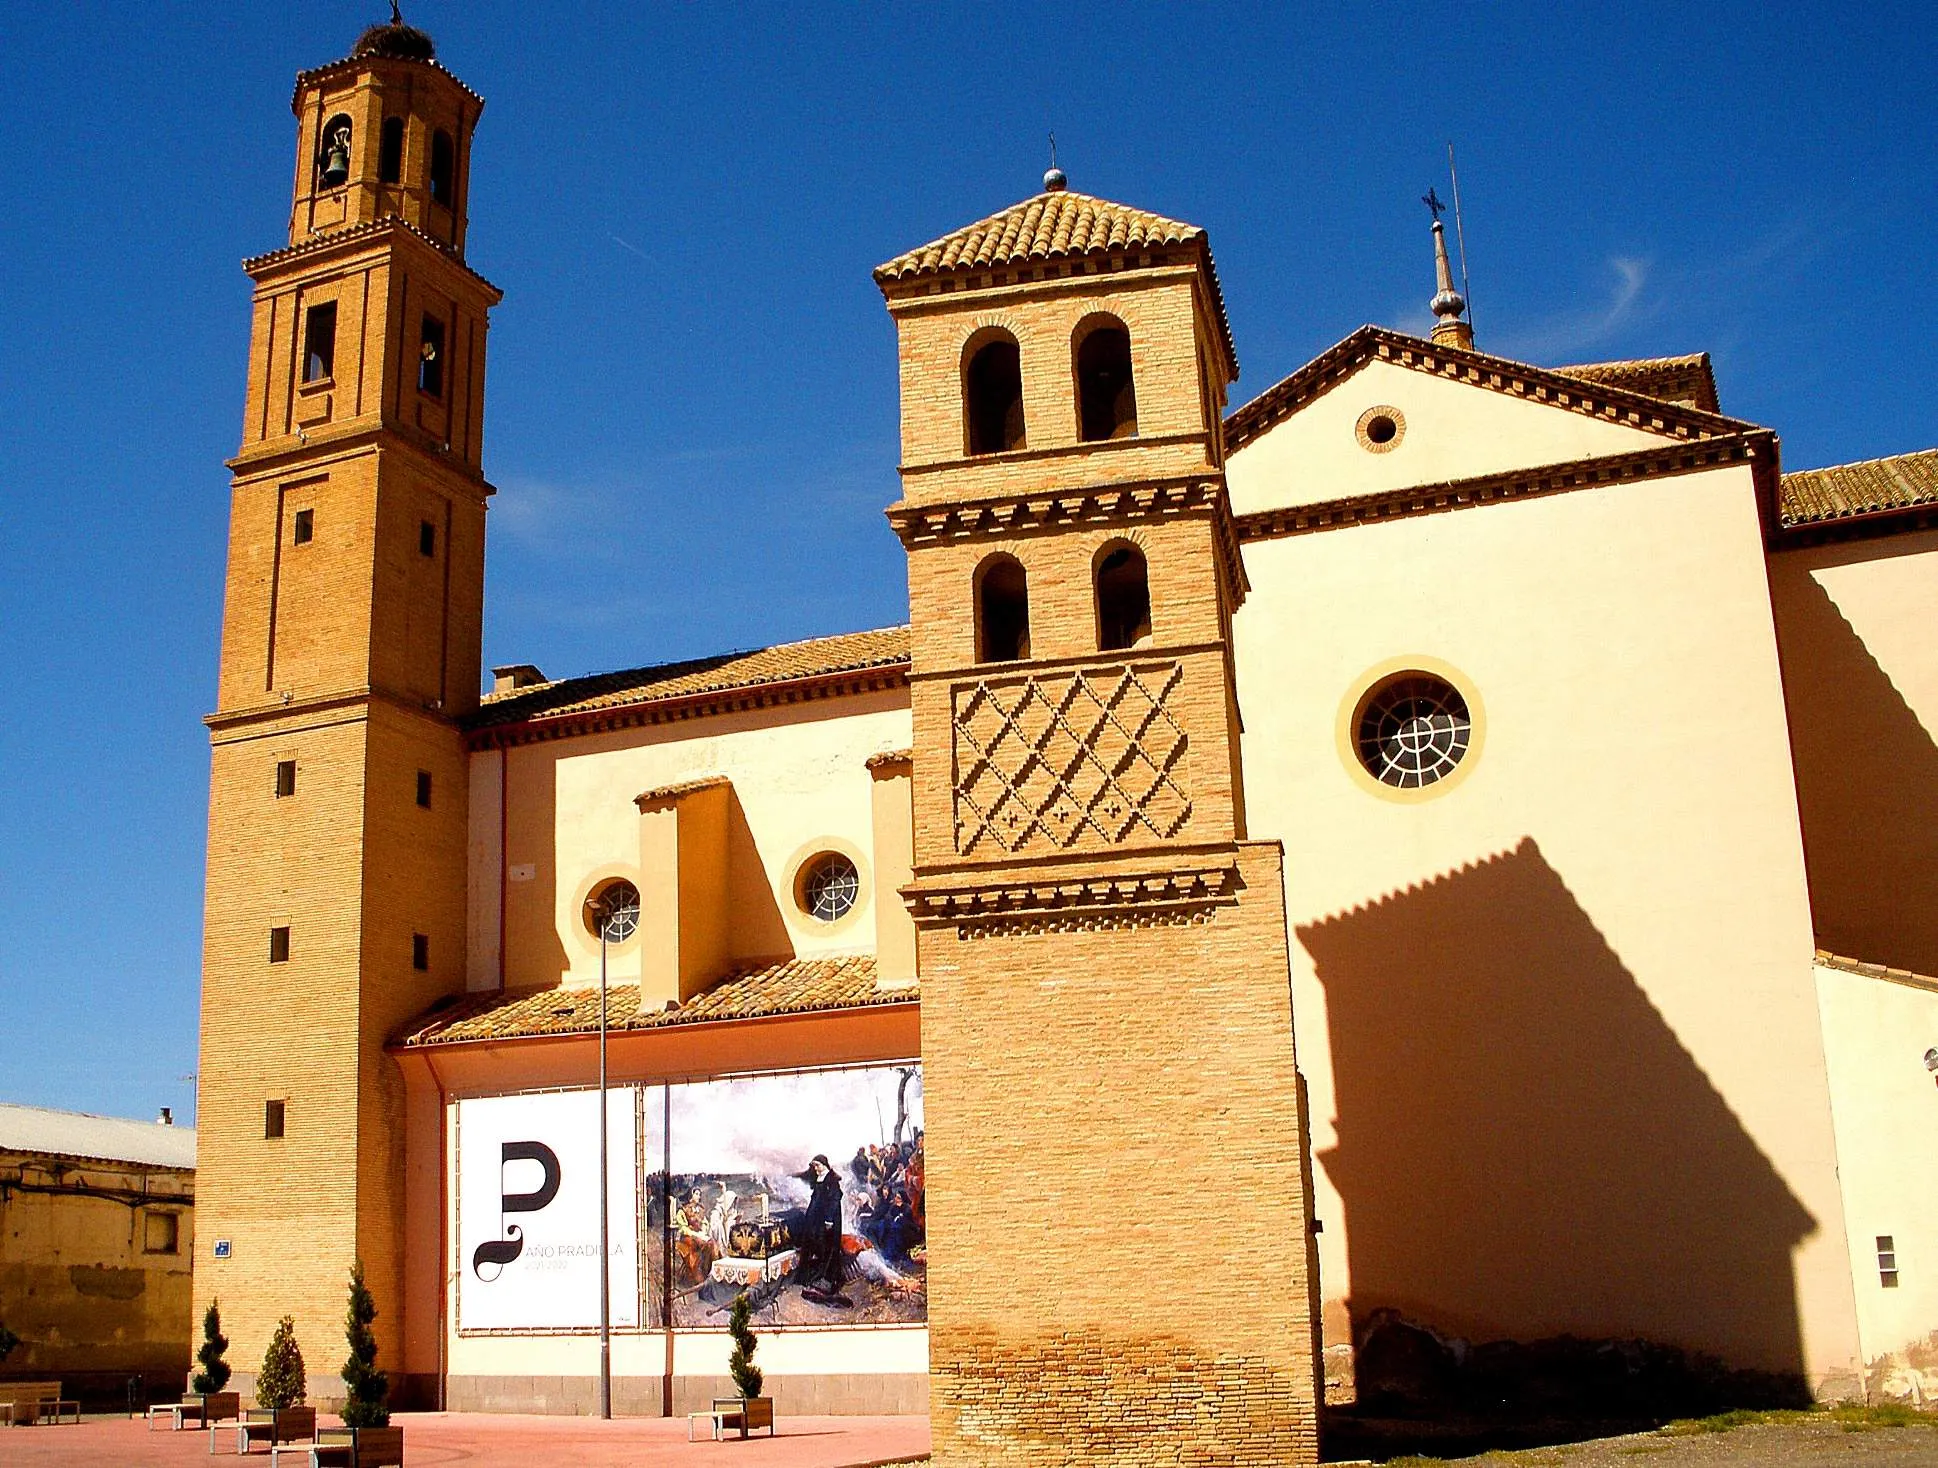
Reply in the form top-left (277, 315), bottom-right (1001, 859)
top-left (1447, 142), bottom-right (1475, 338)
top-left (1044, 132), bottom-right (1066, 193)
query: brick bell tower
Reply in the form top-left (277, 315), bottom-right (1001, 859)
top-left (876, 171), bottom-right (1321, 1464)
top-left (196, 12), bottom-right (498, 1404)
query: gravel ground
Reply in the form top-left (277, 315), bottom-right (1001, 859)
top-left (1372, 1420), bottom-right (1938, 1466)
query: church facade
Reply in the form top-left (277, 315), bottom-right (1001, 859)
top-left (194, 18), bottom-right (1938, 1462)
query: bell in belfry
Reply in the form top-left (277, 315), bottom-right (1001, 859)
top-left (320, 122), bottom-right (351, 187)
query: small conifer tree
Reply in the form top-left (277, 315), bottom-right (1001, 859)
top-left (340, 1260), bottom-right (391, 1429)
top-left (255, 1315), bottom-right (306, 1410)
top-left (727, 1292), bottom-right (763, 1400)
top-left (191, 1302), bottom-right (231, 1393)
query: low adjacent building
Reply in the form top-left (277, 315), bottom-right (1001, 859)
top-left (0, 1103), bottom-right (196, 1404)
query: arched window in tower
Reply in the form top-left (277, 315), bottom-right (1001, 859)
top-left (1095, 542), bottom-right (1152, 651)
top-left (378, 117), bottom-right (405, 185)
top-left (1075, 316), bottom-right (1138, 441)
top-left (964, 332), bottom-right (1026, 456)
top-left (975, 554), bottom-right (1031, 663)
top-left (317, 113), bottom-right (354, 190)
top-left (429, 129), bottom-right (455, 206)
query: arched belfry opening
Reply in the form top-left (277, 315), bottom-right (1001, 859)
top-left (378, 117), bottom-right (405, 184)
top-left (976, 554), bottom-right (1031, 662)
top-left (964, 331), bottom-right (1026, 455)
top-left (1075, 315), bottom-right (1137, 441)
top-left (429, 129), bottom-right (455, 206)
top-left (1095, 541), bottom-right (1152, 650)
top-left (317, 113), bottom-right (354, 189)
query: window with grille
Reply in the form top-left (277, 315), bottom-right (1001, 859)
top-left (1879, 1235), bottom-right (1899, 1287)
top-left (800, 854), bottom-right (860, 923)
top-left (586, 879), bottom-right (641, 942)
top-left (1356, 676), bottom-right (1473, 789)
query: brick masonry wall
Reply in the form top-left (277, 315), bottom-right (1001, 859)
top-left (917, 842), bottom-right (1320, 1464)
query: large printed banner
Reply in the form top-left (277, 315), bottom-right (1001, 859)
top-left (456, 1088), bottom-right (643, 1330)
top-left (452, 1065), bottom-right (924, 1333)
top-left (665, 1065), bottom-right (925, 1328)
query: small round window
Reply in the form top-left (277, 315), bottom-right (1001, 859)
top-left (585, 879), bottom-right (640, 942)
top-left (1356, 676), bottom-right (1472, 789)
top-left (1355, 405), bottom-right (1406, 453)
top-left (800, 854), bottom-right (860, 923)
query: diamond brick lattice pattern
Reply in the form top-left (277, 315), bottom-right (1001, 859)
top-left (954, 662), bottom-right (1193, 854)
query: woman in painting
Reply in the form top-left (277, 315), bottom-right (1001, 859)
top-left (796, 1154), bottom-right (851, 1305)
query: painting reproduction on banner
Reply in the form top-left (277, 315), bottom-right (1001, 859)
top-left (660, 1064), bottom-right (924, 1327)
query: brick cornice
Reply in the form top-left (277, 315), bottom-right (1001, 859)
top-left (1234, 433), bottom-right (1779, 544)
top-left (226, 424), bottom-right (495, 495)
top-left (243, 216), bottom-right (503, 302)
top-left (886, 473), bottom-right (1251, 606)
top-left (465, 666), bottom-right (910, 752)
top-left (905, 852), bottom-right (1243, 935)
top-left (205, 683), bottom-right (460, 741)
top-left (1223, 325), bottom-right (1759, 456)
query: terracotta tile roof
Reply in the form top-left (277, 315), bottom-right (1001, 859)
top-left (1555, 353), bottom-right (1720, 413)
top-left (394, 956), bottom-right (912, 1047)
top-left (877, 190), bottom-right (1205, 279)
top-left (242, 216), bottom-right (503, 299)
top-left (875, 189), bottom-right (1238, 379)
top-left (1815, 949), bottom-right (1938, 994)
top-left (1778, 449), bottom-right (1938, 529)
top-left (466, 626), bottom-right (911, 734)
top-left (1224, 327), bottom-right (1756, 456)
top-left (635, 775), bottom-right (731, 807)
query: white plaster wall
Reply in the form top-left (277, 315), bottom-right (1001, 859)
top-left (445, 1324), bottom-right (928, 1378)
top-left (472, 690), bottom-right (912, 992)
top-left (1815, 961), bottom-right (1938, 1387)
top-left (1231, 460), bottom-right (1862, 1388)
top-left (1226, 357), bottom-right (1676, 515)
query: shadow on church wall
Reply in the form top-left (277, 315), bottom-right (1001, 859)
top-left (1298, 837), bottom-right (1814, 1396)
top-left (725, 780), bottom-right (795, 970)
top-left (1770, 553), bottom-right (1938, 976)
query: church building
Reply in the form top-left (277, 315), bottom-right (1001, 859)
top-left (194, 16), bottom-right (1938, 1463)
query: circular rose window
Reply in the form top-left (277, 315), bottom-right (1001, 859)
top-left (800, 853), bottom-right (860, 923)
top-left (585, 879), bottom-right (641, 942)
top-left (1356, 676), bottom-right (1472, 789)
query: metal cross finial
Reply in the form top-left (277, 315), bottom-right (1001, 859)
top-left (1422, 187), bottom-right (1447, 222)
top-left (1049, 132), bottom-right (1058, 169)
top-left (390, 1), bottom-right (403, 24)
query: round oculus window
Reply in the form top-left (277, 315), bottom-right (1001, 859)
top-left (586, 879), bottom-right (641, 941)
top-left (800, 853), bottom-right (860, 923)
top-left (1355, 404), bottom-right (1406, 453)
top-left (1356, 676), bottom-right (1472, 789)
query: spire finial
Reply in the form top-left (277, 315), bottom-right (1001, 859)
top-left (1426, 196), bottom-right (1473, 351)
top-left (390, 1), bottom-right (403, 23)
top-left (1043, 133), bottom-right (1067, 193)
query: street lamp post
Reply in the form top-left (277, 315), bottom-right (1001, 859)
top-left (598, 909), bottom-right (611, 1420)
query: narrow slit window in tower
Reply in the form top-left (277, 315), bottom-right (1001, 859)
top-left (976, 555), bottom-right (1030, 662)
top-left (275, 760), bottom-right (297, 798)
top-left (1077, 320), bottom-right (1138, 441)
top-left (430, 129), bottom-right (455, 206)
top-left (1097, 543), bottom-right (1152, 651)
top-left (418, 315), bottom-right (446, 398)
top-left (416, 770), bottom-right (433, 808)
top-left (292, 509), bottom-right (314, 545)
top-left (965, 336), bottom-right (1026, 454)
top-left (264, 1100), bottom-right (286, 1140)
top-left (378, 116), bottom-right (405, 184)
top-left (412, 933), bottom-right (430, 971)
top-left (419, 520), bottom-right (436, 556)
top-left (303, 301), bottom-right (337, 383)
top-left (269, 926), bottom-right (290, 964)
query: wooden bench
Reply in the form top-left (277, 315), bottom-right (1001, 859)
top-left (0, 1381), bottom-right (79, 1426)
top-left (688, 1395), bottom-right (774, 1441)
top-left (217, 1405), bottom-right (316, 1454)
top-left (150, 1391), bottom-right (241, 1431)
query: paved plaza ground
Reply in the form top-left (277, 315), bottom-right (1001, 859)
top-left (9, 1410), bottom-right (1937, 1465)
top-left (0, 1411), bottom-right (930, 1466)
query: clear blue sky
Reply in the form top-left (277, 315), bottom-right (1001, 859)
top-left (1, 2), bottom-right (1930, 1123)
